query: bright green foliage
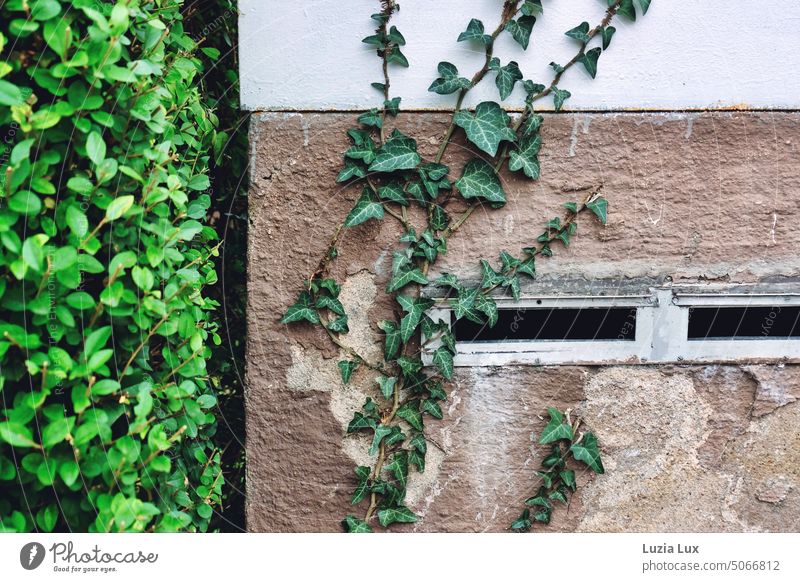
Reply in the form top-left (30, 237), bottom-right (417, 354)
top-left (0, 1), bottom-right (225, 533)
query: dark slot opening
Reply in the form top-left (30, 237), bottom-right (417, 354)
top-left (453, 307), bottom-right (637, 342)
top-left (687, 306), bottom-right (800, 340)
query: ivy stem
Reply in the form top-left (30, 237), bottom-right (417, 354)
top-left (434, 0), bottom-right (520, 164)
top-left (495, 1), bottom-right (622, 171)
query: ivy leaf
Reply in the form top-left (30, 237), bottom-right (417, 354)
top-left (338, 360), bottom-right (359, 385)
top-left (397, 295), bottom-right (434, 343)
top-left (421, 398), bottom-right (443, 419)
top-left (586, 196), bottom-right (608, 225)
top-left (601, 26), bottom-right (616, 49)
top-left (377, 506), bottom-right (418, 527)
top-left (347, 412), bottom-right (376, 433)
top-left (565, 21), bottom-right (590, 43)
top-left (342, 515), bottom-right (373, 533)
top-left (521, 0), bottom-right (543, 16)
top-left (539, 408), bottom-right (574, 444)
top-left (456, 159), bottom-right (506, 204)
top-left (385, 451), bottom-right (409, 488)
top-left (281, 291), bottom-right (320, 325)
top-left (377, 182), bottom-right (408, 206)
top-left (511, 509), bottom-right (532, 530)
top-left (428, 61), bottom-right (471, 95)
top-left (429, 205), bottom-right (449, 231)
top-left (345, 188), bottom-right (385, 227)
top-left (570, 432), bottom-right (605, 473)
top-left (453, 102), bottom-right (516, 156)
top-left (505, 16), bottom-right (536, 49)
top-left (368, 131), bottom-right (420, 172)
top-left (376, 376), bottom-right (397, 400)
top-left (386, 47), bottom-right (409, 67)
top-left (495, 61), bottom-right (523, 100)
top-left (618, 0), bottom-right (637, 20)
top-left (327, 316), bottom-right (349, 333)
top-left (508, 134), bottom-right (541, 179)
top-left (387, 267), bottom-right (428, 293)
top-left (560, 469), bottom-right (577, 491)
top-left (636, 0), bottom-right (652, 14)
top-left (369, 425), bottom-right (393, 456)
top-left (396, 402), bottom-right (423, 431)
top-left (388, 25), bottom-right (406, 45)
top-left (551, 87), bottom-right (571, 112)
top-left (378, 320), bottom-right (401, 360)
top-left (336, 159), bottom-right (366, 183)
top-left (457, 18), bottom-right (491, 45)
top-left (432, 347), bottom-right (454, 380)
top-left (351, 466), bottom-right (371, 505)
top-left (579, 47), bottom-right (601, 79)
top-left (384, 97), bottom-right (401, 116)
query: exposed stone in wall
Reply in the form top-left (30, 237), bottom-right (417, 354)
top-left (246, 111), bottom-right (800, 532)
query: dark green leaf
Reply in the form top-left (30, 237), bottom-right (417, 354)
top-left (368, 131), bottom-right (420, 172)
top-left (457, 18), bottom-right (491, 45)
top-left (338, 360), bottom-right (359, 385)
top-left (378, 320), bottom-right (401, 360)
top-left (376, 376), bottom-right (397, 400)
top-left (396, 402), bottom-right (423, 431)
top-left (456, 159), bottom-right (506, 204)
top-left (377, 505), bottom-right (418, 527)
top-left (453, 102), bottom-right (516, 156)
top-left (345, 188), bottom-right (385, 227)
top-left (428, 61), bottom-right (472, 95)
top-left (505, 16), bottom-right (536, 49)
top-left (432, 347), bottom-right (454, 379)
top-left (281, 291), bottom-right (320, 325)
top-left (552, 86), bottom-right (571, 111)
top-left (570, 432), bottom-right (605, 473)
top-left (565, 21), bottom-right (590, 43)
top-left (601, 26), bottom-right (616, 49)
top-left (579, 47), bottom-right (601, 79)
top-left (342, 515), bottom-right (373, 533)
top-left (508, 134), bottom-right (541, 179)
top-left (539, 408), bottom-right (574, 444)
top-left (495, 61), bottom-right (523, 100)
top-left (586, 196), bottom-right (608, 225)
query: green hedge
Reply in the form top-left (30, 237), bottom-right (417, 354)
top-left (0, 0), bottom-right (226, 532)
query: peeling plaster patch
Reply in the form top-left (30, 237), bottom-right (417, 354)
top-left (771, 212), bottom-right (778, 244)
top-left (301, 116), bottom-right (310, 147)
top-left (756, 475), bottom-right (793, 504)
top-left (576, 368), bottom-right (741, 532)
top-left (743, 365), bottom-right (799, 417)
top-left (338, 271), bottom-right (382, 362)
top-left (286, 345), bottom-right (339, 393)
top-left (684, 114), bottom-right (698, 139)
top-left (568, 115), bottom-right (592, 157)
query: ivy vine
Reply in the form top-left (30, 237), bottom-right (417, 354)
top-left (282, 0), bottom-right (651, 532)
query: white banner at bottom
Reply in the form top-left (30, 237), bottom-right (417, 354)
top-left (0, 533), bottom-right (798, 581)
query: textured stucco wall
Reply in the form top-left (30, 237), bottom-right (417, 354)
top-left (245, 111), bottom-right (800, 532)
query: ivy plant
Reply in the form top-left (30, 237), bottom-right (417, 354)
top-left (0, 0), bottom-right (227, 532)
top-left (281, 0), bottom-right (651, 532)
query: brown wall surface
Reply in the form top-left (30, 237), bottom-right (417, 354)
top-left (246, 111), bottom-right (800, 532)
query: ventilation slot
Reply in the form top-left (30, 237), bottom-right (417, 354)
top-left (453, 307), bottom-right (638, 343)
top-left (687, 306), bottom-right (800, 340)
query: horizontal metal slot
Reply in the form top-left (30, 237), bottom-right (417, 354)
top-left (454, 307), bottom-right (638, 342)
top-left (687, 306), bottom-right (800, 340)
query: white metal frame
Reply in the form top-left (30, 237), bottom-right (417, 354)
top-left (423, 286), bottom-right (800, 366)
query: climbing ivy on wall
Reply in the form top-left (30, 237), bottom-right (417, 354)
top-left (282, 0), bottom-right (652, 532)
